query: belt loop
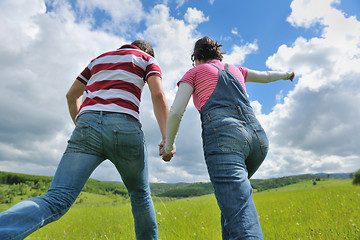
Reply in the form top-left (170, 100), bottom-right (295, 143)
top-left (99, 111), bottom-right (104, 124)
top-left (206, 112), bottom-right (211, 122)
top-left (237, 106), bottom-right (243, 116)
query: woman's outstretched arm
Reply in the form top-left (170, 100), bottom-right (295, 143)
top-left (246, 70), bottom-right (295, 83)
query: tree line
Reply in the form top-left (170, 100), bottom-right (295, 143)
top-left (1, 171), bottom-right (358, 204)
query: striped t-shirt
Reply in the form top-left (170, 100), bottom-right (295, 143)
top-left (178, 60), bottom-right (248, 112)
top-left (76, 44), bottom-right (162, 120)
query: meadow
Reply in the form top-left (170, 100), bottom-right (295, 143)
top-left (1, 178), bottom-right (358, 239)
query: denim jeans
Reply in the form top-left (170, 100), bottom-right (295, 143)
top-left (0, 112), bottom-right (158, 240)
top-left (201, 107), bottom-right (268, 240)
top-left (200, 64), bottom-right (268, 240)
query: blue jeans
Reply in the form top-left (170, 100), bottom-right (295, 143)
top-left (0, 112), bottom-right (158, 240)
top-left (201, 107), bottom-right (268, 240)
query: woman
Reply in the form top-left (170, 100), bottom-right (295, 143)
top-left (161, 36), bottom-right (294, 239)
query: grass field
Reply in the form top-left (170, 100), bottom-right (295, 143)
top-left (2, 179), bottom-right (359, 239)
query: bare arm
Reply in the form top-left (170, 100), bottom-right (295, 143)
top-left (66, 80), bottom-right (86, 124)
top-left (147, 75), bottom-right (169, 144)
top-left (246, 70), bottom-right (295, 83)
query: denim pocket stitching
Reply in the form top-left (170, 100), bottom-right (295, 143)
top-left (113, 129), bottom-right (143, 161)
top-left (214, 124), bottom-right (248, 153)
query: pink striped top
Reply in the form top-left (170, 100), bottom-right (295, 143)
top-left (76, 45), bottom-right (162, 120)
top-left (178, 60), bottom-right (248, 112)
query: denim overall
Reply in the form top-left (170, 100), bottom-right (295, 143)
top-left (201, 64), bottom-right (268, 239)
top-left (0, 112), bottom-right (158, 240)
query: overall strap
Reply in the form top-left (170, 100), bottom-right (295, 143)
top-left (209, 63), bottom-right (246, 94)
top-left (209, 63), bottom-right (221, 71)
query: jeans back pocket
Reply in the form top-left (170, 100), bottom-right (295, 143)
top-left (114, 129), bottom-right (144, 161)
top-left (214, 124), bottom-right (250, 155)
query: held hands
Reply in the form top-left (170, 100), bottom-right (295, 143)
top-left (158, 140), bottom-right (176, 162)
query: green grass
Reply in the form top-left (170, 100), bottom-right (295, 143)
top-left (2, 179), bottom-right (360, 239)
top-left (257, 179), bottom-right (360, 239)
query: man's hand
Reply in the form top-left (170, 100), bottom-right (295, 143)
top-left (158, 140), bottom-right (166, 156)
top-left (159, 141), bottom-right (176, 162)
top-left (162, 145), bottom-right (176, 162)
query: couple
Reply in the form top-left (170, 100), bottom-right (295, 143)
top-left (0, 37), bottom-right (294, 240)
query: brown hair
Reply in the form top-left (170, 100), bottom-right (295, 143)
top-left (131, 40), bottom-right (155, 57)
top-left (191, 36), bottom-right (225, 62)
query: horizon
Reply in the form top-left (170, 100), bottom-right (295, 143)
top-left (0, 170), bottom-right (353, 184)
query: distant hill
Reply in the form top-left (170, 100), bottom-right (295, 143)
top-left (312, 173), bottom-right (352, 179)
top-left (155, 182), bottom-right (214, 198)
top-left (0, 171), bottom-right (355, 200)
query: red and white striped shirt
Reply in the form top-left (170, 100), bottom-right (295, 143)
top-left (178, 60), bottom-right (248, 112)
top-left (76, 45), bottom-right (162, 120)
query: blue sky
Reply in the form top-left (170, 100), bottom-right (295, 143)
top-left (0, 0), bottom-right (359, 183)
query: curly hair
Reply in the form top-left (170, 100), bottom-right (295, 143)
top-left (131, 40), bottom-right (155, 57)
top-left (191, 36), bottom-right (226, 62)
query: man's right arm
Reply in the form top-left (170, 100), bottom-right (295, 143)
top-left (147, 75), bottom-right (169, 147)
top-left (66, 80), bottom-right (86, 124)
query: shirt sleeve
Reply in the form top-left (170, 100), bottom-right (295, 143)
top-left (76, 65), bottom-right (91, 85)
top-left (165, 82), bottom-right (193, 154)
top-left (177, 67), bottom-right (196, 88)
top-left (238, 66), bottom-right (248, 82)
top-left (145, 58), bottom-right (162, 81)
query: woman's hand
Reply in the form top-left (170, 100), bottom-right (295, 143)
top-left (288, 71), bottom-right (295, 81)
top-left (160, 145), bottom-right (176, 162)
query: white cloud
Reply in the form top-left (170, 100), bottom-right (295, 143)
top-left (253, 0), bottom-right (360, 178)
top-left (0, 0), bottom-right (45, 52)
top-left (75, 0), bottom-right (144, 33)
top-left (184, 7), bottom-right (209, 25)
top-left (1, 0), bottom-right (358, 184)
top-left (231, 27), bottom-right (239, 35)
top-left (139, 5), bottom-right (210, 182)
top-left (0, 0), bottom-right (126, 178)
top-left (223, 41), bottom-right (258, 65)
top-left (142, 5), bottom-right (202, 90)
top-left (175, 0), bottom-right (187, 9)
top-left (287, 0), bottom-right (340, 28)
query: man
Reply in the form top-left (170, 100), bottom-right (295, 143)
top-left (0, 40), bottom-right (168, 240)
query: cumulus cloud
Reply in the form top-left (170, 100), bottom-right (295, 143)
top-left (75, 0), bottom-right (144, 33)
top-left (223, 42), bottom-right (258, 65)
top-left (184, 7), bottom-right (209, 25)
top-left (175, 0), bottom-right (187, 9)
top-left (137, 4), bottom-right (210, 182)
top-left (253, 0), bottom-right (360, 178)
top-left (1, 0), bottom-right (358, 183)
top-left (0, 0), bottom-right (127, 177)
